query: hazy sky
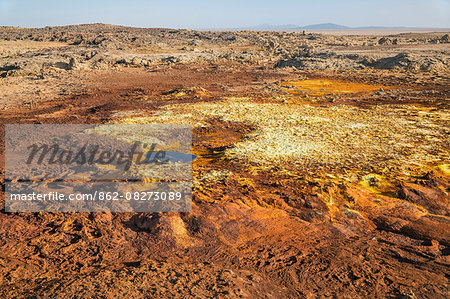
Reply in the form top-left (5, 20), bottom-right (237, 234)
top-left (1, 0), bottom-right (449, 29)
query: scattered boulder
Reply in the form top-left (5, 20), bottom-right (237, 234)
top-left (378, 37), bottom-right (392, 45)
top-left (131, 57), bottom-right (141, 66)
top-left (68, 57), bottom-right (79, 70)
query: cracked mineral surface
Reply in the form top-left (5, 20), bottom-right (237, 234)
top-left (0, 24), bottom-right (449, 298)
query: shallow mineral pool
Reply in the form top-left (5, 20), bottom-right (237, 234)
top-left (282, 79), bottom-right (386, 96)
top-left (140, 151), bottom-right (197, 164)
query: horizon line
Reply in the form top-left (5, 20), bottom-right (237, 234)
top-left (1, 22), bottom-right (449, 31)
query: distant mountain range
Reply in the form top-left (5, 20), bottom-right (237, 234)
top-left (222, 23), bottom-right (446, 31)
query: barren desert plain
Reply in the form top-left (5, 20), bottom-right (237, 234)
top-left (0, 24), bottom-right (449, 298)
